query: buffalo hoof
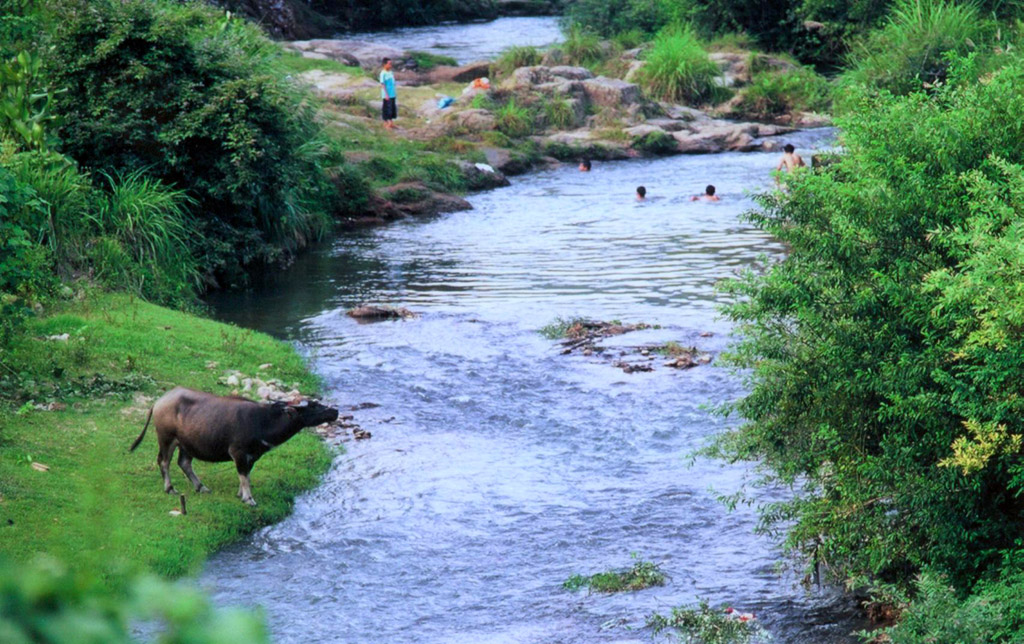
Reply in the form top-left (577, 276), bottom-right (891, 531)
top-left (243, 498), bottom-right (257, 507)
top-left (166, 487), bottom-right (179, 495)
top-left (198, 485), bottom-right (211, 493)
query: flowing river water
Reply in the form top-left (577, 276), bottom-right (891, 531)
top-left (203, 125), bottom-right (868, 642)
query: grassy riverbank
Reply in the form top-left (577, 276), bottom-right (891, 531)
top-left (0, 292), bottom-right (333, 578)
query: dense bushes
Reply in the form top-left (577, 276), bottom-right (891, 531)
top-left (841, 0), bottom-right (994, 96)
top-left (718, 54), bottom-right (1024, 594)
top-left (45, 0), bottom-right (330, 287)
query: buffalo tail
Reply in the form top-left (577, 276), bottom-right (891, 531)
top-left (129, 407), bottom-right (153, 452)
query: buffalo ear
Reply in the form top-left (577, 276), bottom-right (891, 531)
top-left (284, 406), bottom-right (299, 417)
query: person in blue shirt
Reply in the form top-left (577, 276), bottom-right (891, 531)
top-left (379, 57), bottom-right (397, 130)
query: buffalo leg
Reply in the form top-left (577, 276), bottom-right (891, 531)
top-left (157, 437), bottom-right (179, 495)
top-left (177, 448), bottom-right (211, 493)
top-left (230, 447), bottom-right (257, 506)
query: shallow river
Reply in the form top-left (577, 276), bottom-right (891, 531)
top-left (203, 126), bottom-right (866, 643)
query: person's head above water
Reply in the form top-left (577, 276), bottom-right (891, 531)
top-left (784, 143), bottom-right (795, 154)
top-left (579, 158), bottom-right (591, 171)
top-left (636, 186), bottom-right (646, 200)
top-left (705, 184), bottom-right (716, 196)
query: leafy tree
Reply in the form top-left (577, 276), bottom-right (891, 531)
top-left (717, 53), bottom-right (1024, 592)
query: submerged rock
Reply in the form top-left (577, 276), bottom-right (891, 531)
top-left (346, 305), bottom-right (418, 321)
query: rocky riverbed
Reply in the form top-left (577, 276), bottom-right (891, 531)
top-left (284, 36), bottom-right (830, 226)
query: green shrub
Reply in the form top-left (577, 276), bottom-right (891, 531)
top-left (0, 557), bottom-right (270, 643)
top-left (730, 66), bottom-right (833, 120)
top-left (1, 149), bottom-right (93, 265)
top-left (0, 164), bottom-right (50, 348)
top-left (562, 0), bottom-right (694, 37)
top-left (495, 97), bottom-right (534, 139)
top-left (0, 50), bottom-right (59, 151)
top-left (494, 45), bottom-right (542, 77)
top-left (715, 54), bottom-right (1024, 593)
top-left (46, 0), bottom-right (330, 286)
top-left (638, 25), bottom-right (723, 105)
top-left (841, 0), bottom-right (994, 96)
top-left (865, 569), bottom-right (1024, 643)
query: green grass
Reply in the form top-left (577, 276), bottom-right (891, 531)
top-left (277, 50), bottom-right (364, 76)
top-left (409, 50), bottom-right (458, 71)
top-left (494, 45), bottom-right (542, 77)
top-left (0, 292), bottom-right (334, 579)
top-left (563, 556), bottom-right (666, 593)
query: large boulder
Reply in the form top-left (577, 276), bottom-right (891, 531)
top-left (672, 122), bottom-right (761, 153)
top-left (501, 65), bottom-right (593, 92)
top-left (297, 70), bottom-right (360, 104)
top-left (549, 66), bottom-right (594, 81)
top-left (455, 160), bottom-right (511, 190)
top-left (444, 108), bottom-right (497, 132)
top-left (481, 147), bottom-right (534, 175)
top-left (379, 181), bottom-right (472, 217)
top-left (581, 77), bottom-right (642, 108)
top-left (427, 61), bottom-right (492, 84)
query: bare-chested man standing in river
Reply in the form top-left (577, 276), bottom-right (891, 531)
top-left (776, 143), bottom-right (806, 178)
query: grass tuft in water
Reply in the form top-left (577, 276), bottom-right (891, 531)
top-left (563, 555), bottom-right (666, 593)
top-left (538, 316), bottom-right (590, 340)
top-left (647, 599), bottom-right (769, 643)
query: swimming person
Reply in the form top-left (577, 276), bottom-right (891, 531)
top-left (578, 158), bottom-right (591, 172)
top-left (636, 186), bottom-right (646, 201)
top-left (379, 57), bottom-right (397, 130)
top-left (691, 185), bottom-right (720, 202)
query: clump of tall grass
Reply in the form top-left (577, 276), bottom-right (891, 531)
top-left (92, 169), bottom-right (199, 303)
top-left (638, 25), bottom-right (723, 105)
top-left (842, 0), bottom-right (994, 96)
top-left (494, 45), bottom-right (542, 77)
top-left (560, 23), bottom-right (605, 66)
top-left (495, 97), bottom-right (534, 138)
top-left (542, 98), bottom-right (577, 130)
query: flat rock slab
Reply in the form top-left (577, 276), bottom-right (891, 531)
top-left (288, 39), bottom-right (405, 70)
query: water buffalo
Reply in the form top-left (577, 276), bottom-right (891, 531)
top-left (129, 387), bottom-right (339, 506)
